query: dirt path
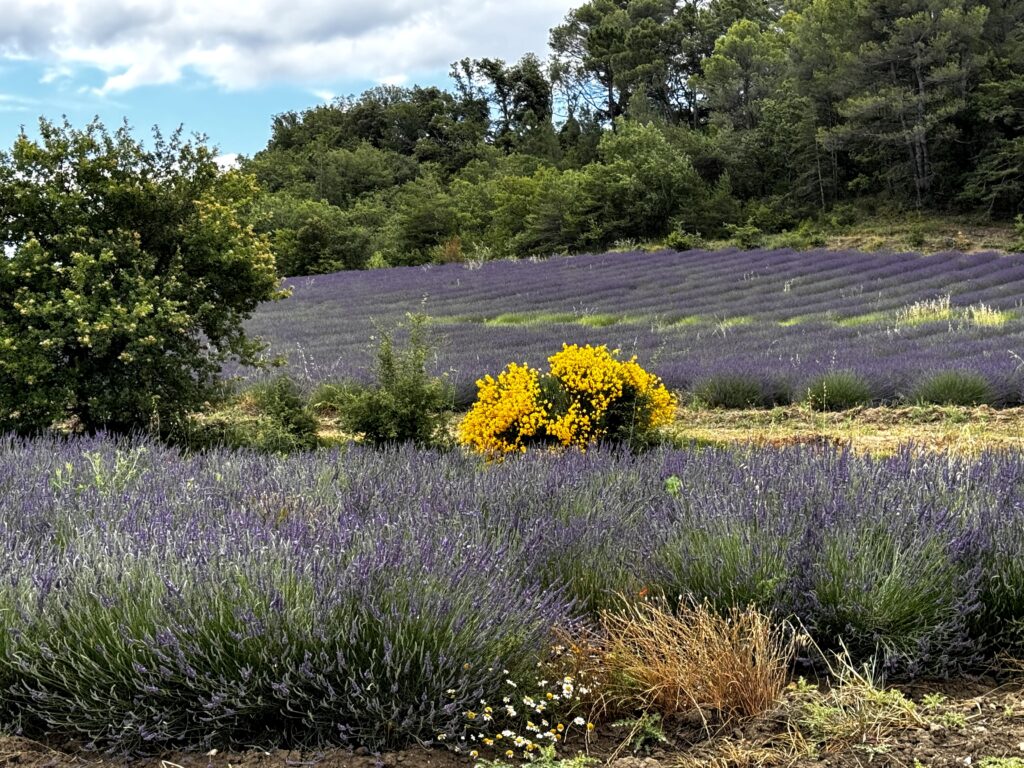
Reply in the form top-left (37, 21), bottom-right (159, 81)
top-left (5, 681), bottom-right (1024, 768)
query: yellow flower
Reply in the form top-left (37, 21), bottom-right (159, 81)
top-left (460, 344), bottom-right (677, 456)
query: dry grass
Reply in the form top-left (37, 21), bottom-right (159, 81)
top-left (897, 294), bottom-right (955, 325)
top-left (671, 735), bottom-right (816, 768)
top-left (790, 651), bottom-right (927, 754)
top-left (666, 404), bottom-right (1024, 456)
top-left (593, 600), bottom-right (796, 727)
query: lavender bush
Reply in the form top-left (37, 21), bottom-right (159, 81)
top-left (245, 248), bottom-right (1024, 405)
top-left (1, 436), bottom-right (1024, 750)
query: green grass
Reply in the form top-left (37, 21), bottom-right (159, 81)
top-left (450, 311), bottom-right (640, 327)
top-left (778, 315), bottom-right (819, 326)
top-left (837, 311), bottom-right (889, 327)
top-left (485, 311), bottom-right (577, 326)
top-left (577, 313), bottom-right (625, 327)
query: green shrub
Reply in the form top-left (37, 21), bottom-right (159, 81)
top-left (179, 376), bottom-right (319, 453)
top-left (745, 198), bottom-right (799, 233)
top-left (774, 220), bottom-right (827, 249)
top-left (907, 225), bottom-right (926, 248)
top-left (249, 377), bottom-right (320, 439)
top-left (665, 230), bottom-right (706, 251)
top-left (338, 313), bottom-right (453, 447)
top-left (724, 220), bottom-right (764, 249)
top-left (825, 203), bottom-right (861, 228)
top-left (309, 381), bottom-right (357, 416)
top-left (694, 375), bottom-right (766, 409)
top-left (912, 371), bottom-right (993, 406)
top-left (804, 372), bottom-right (873, 411)
top-left (1013, 213), bottom-right (1024, 253)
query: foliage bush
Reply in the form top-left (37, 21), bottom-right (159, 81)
top-left (724, 220), bottom-right (764, 249)
top-left (804, 372), bottom-right (873, 411)
top-left (458, 344), bottom-right (677, 455)
top-left (772, 220), bottom-right (827, 249)
top-left (178, 376), bottom-right (319, 453)
top-left (337, 313), bottom-right (454, 447)
top-left (664, 229), bottom-right (706, 251)
top-left (912, 371), bottom-right (994, 406)
top-left (1013, 214), bottom-right (1024, 253)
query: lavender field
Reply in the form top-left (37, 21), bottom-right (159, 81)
top-left (248, 248), bottom-right (1024, 404)
top-left (1, 436), bottom-right (1023, 750)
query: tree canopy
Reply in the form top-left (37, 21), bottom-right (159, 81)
top-left (0, 119), bottom-right (285, 435)
top-left (240, 0), bottom-right (1024, 275)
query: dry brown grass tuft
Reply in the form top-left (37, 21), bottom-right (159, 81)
top-left (594, 599), bottom-right (796, 726)
top-left (672, 734), bottom-right (815, 768)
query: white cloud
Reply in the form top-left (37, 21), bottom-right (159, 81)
top-left (39, 64), bottom-right (73, 84)
top-left (0, 0), bottom-right (577, 94)
top-left (214, 153), bottom-right (240, 170)
top-left (0, 92), bottom-right (36, 112)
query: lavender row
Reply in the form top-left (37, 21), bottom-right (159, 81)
top-left (246, 249), bottom-right (1024, 403)
top-left (1, 436), bottom-right (1024, 750)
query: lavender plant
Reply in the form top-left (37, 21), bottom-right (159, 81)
top-left (244, 248), bottom-right (1024, 406)
top-left (1, 436), bottom-right (1023, 751)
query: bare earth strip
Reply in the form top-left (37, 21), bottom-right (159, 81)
top-left (3, 680), bottom-right (1024, 768)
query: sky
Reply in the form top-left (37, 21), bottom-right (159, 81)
top-left (0, 0), bottom-right (578, 161)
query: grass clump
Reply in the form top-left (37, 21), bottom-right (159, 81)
top-left (897, 295), bottom-right (955, 326)
top-left (655, 523), bottom-right (793, 612)
top-left (807, 524), bottom-right (971, 674)
top-left (803, 372), bottom-right (873, 411)
top-left (594, 600), bottom-right (794, 724)
top-left (912, 370), bottom-right (994, 406)
top-left (793, 652), bottom-right (926, 754)
top-left (967, 303), bottom-right (1015, 327)
top-left (335, 313), bottom-right (454, 447)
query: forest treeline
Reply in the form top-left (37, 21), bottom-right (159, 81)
top-left (242, 0), bottom-right (1024, 275)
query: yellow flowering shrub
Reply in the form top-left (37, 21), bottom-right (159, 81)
top-left (459, 344), bottom-right (677, 456)
top-left (457, 362), bottom-right (549, 454)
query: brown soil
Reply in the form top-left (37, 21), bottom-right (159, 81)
top-left (5, 681), bottom-right (1024, 768)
